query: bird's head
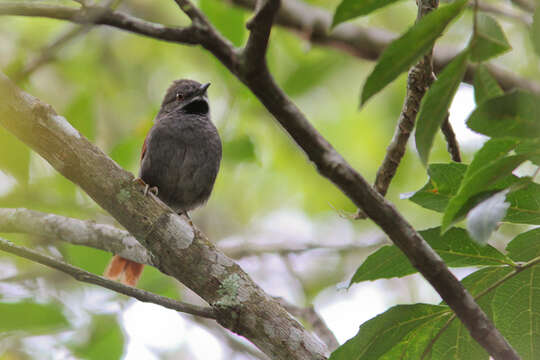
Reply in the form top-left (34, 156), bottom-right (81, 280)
top-left (159, 79), bottom-right (210, 116)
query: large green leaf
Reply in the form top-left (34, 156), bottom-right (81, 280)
top-left (492, 266), bottom-right (540, 358)
top-left (350, 227), bottom-right (512, 283)
top-left (332, 0), bottom-right (403, 27)
top-left (506, 227), bottom-right (540, 262)
top-left (467, 91), bottom-right (540, 139)
top-left (504, 181), bottom-right (540, 224)
top-left (465, 138), bottom-right (519, 177)
top-left (71, 315), bottom-right (125, 360)
top-left (329, 304), bottom-right (451, 360)
top-left (408, 162), bottom-right (467, 212)
top-left (442, 155), bottom-right (528, 231)
top-left (0, 301), bottom-right (69, 333)
top-left (429, 266), bottom-right (513, 360)
top-left (470, 15), bottom-right (511, 62)
top-left (415, 51), bottom-right (469, 165)
top-left (410, 163), bottom-right (540, 225)
top-left (516, 138), bottom-right (540, 166)
top-left (360, 0), bottom-right (468, 105)
top-left (473, 65), bottom-right (503, 105)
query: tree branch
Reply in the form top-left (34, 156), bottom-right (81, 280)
top-left (0, 208), bottom-right (152, 265)
top-left (371, 0), bottom-right (437, 203)
top-left (0, 73), bottom-right (328, 359)
top-left (0, 207), bottom-right (378, 261)
top-left (0, 237), bottom-right (216, 319)
top-left (0, 2), bottom-right (520, 357)
top-left (243, 0), bottom-right (281, 70)
top-left (274, 297), bottom-right (339, 352)
top-left (0, 2), bottom-right (199, 44)
top-left (440, 115), bottom-right (462, 163)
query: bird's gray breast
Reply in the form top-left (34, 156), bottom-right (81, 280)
top-left (139, 113), bottom-right (222, 213)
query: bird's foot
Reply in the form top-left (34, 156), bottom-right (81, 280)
top-left (144, 185), bottom-right (159, 196)
top-left (133, 177), bottom-right (158, 196)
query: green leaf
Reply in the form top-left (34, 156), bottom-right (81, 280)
top-left (410, 163), bottom-right (540, 225)
top-left (466, 138), bottom-right (519, 177)
top-left (492, 266), bottom-right (540, 358)
top-left (350, 227), bottom-right (511, 283)
top-left (415, 50), bottom-right (469, 165)
top-left (467, 91), bottom-right (540, 139)
top-left (516, 138), bottom-right (540, 166)
top-left (223, 135), bottom-right (257, 163)
top-left (408, 162), bottom-right (467, 212)
top-left (504, 181), bottom-right (540, 225)
top-left (71, 315), bottom-right (124, 360)
top-left (470, 15), bottom-right (511, 62)
top-left (0, 301), bottom-right (69, 333)
top-left (360, 0), bottom-right (468, 105)
top-left (466, 189), bottom-right (510, 244)
top-left (442, 155), bottom-right (528, 231)
top-left (430, 266), bottom-right (512, 360)
top-left (473, 65), bottom-right (503, 105)
top-left (332, 0), bottom-right (403, 27)
top-left (329, 304), bottom-right (451, 360)
top-left (506, 227), bottom-right (540, 261)
top-left (531, 6), bottom-right (540, 57)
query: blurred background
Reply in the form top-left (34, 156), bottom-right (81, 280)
top-left (0, 0), bottom-right (537, 358)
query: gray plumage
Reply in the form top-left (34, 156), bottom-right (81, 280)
top-left (140, 79), bottom-right (222, 213)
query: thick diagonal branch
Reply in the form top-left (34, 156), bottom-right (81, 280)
top-left (0, 74), bottom-right (327, 360)
top-left (0, 237), bottom-right (216, 319)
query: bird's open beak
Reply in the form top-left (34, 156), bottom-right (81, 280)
top-left (199, 83), bottom-right (211, 95)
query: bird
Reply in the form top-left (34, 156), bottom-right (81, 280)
top-left (104, 79), bottom-right (222, 286)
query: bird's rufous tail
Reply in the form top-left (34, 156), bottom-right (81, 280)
top-left (104, 255), bottom-right (144, 286)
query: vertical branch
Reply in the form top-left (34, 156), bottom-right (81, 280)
top-left (441, 115), bottom-right (461, 162)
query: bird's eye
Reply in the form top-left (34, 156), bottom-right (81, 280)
top-left (176, 93), bottom-right (184, 101)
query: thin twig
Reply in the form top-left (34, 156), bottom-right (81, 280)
top-left (0, 237), bottom-right (216, 319)
top-left (510, 0), bottom-right (535, 13)
top-left (440, 115), bottom-right (461, 162)
top-left (365, 0), bottom-right (438, 213)
top-left (13, 0), bottom-right (122, 82)
top-left (473, 1), bottom-right (532, 26)
top-left (274, 297), bottom-right (339, 352)
top-left (13, 26), bottom-right (90, 82)
top-left (243, 0), bottom-right (281, 71)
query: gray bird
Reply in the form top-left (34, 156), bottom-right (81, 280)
top-left (105, 79), bottom-right (222, 286)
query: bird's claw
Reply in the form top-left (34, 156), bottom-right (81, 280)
top-left (144, 184), bottom-right (159, 196)
top-left (133, 178), bottom-right (158, 196)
